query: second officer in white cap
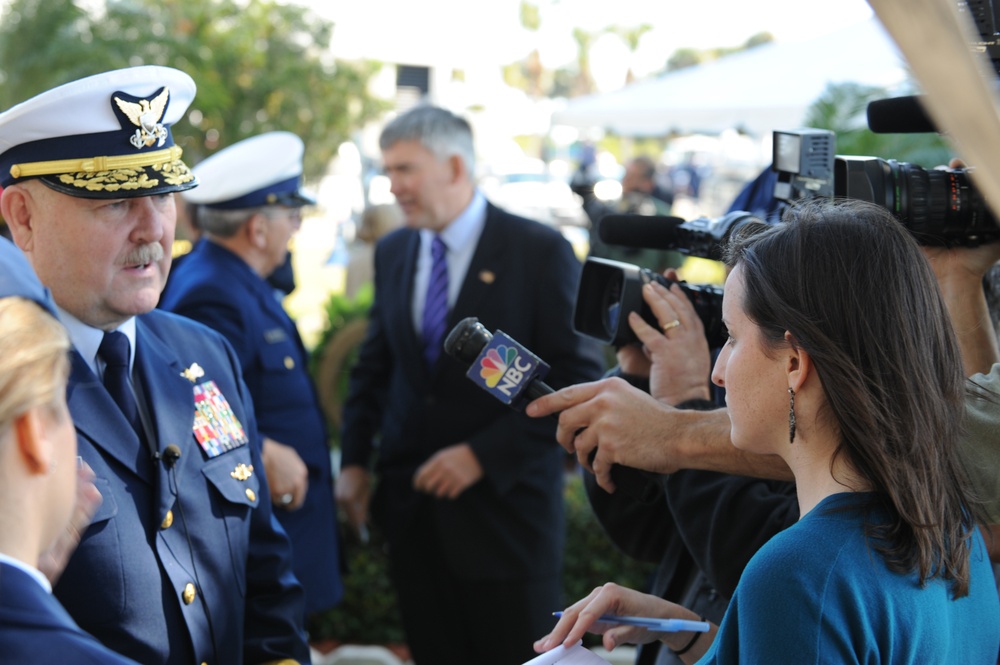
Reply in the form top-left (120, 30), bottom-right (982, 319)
top-left (160, 131), bottom-right (344, 616)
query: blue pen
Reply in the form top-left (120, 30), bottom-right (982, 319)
top-left (552, 612), bottom-right (709, 633)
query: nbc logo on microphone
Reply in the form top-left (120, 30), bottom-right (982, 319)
top-left (467, 331), bottom-right (549, 406)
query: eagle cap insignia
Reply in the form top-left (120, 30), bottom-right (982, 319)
top-left (113, 87), bottom-right (170, 149)
top-left (230, 463), bottom-right (254, 481)
top-left (181, 362), bottom-right (205, 383)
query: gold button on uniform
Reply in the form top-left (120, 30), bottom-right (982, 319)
top-left (283, 356), bottom-right (294, 370)
top-left (245, 488), bottom-right (256, 502)
top-left (183, 582), bottom-right (196, 605)
top-left (160, 510), bottom-right (173, 530)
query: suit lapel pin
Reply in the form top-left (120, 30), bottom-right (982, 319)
top-left (181, 362), bottom-right (205, 382)
top-left (479, 270), bottom-right (496, 284)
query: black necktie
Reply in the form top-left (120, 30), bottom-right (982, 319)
top-left (98, 331), bottom-right (143, 438)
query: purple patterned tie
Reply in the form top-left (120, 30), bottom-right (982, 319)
top-left (421, 235), bottom-right (449, 368)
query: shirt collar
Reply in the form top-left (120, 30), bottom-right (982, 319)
top-left (56, 305), bottom-right (137, 376)
top-left (0, 552), bottom-right (51, 593)
top-left (423, 190), bottom-right (487, 252)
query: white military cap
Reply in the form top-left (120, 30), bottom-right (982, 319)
top-left (0, 65), bottom-right (197, 198)
top-left (183, 131), bottom-right (315, 209)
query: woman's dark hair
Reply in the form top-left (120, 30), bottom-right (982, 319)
top-left (724, 198), bottom-right (979, 598)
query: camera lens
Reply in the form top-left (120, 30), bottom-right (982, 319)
top-left (894, 162), bottom-right (997, 244)
top-left (835, 157), bottom-right (1000, 245)
top-left (602, 272), bottom-right (623, 338)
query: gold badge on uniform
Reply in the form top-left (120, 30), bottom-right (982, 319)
top-left (479, 270), bottom-right (496, 284)
top-left (113, 87), bottom-right (170, 149)
top-left (230, 463), bottom-right (253, 481)
top-left (181, 362), bottom-right (205, 382)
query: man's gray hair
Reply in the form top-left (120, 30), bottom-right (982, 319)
top-left (379, 105), bottom-right (476, 179)
top-left (197, 207), bottom-right (256, 238)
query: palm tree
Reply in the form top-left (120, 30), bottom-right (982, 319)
top-left (607, 23), bottom-right (653, 84)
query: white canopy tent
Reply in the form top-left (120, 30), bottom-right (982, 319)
top-left (550, 17), bottom-right (910, 137)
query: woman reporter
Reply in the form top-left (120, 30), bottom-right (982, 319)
top-left (534, 200), bottom-right (1000, 663)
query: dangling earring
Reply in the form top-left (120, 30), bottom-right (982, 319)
top-left (788, 387), bottom-right (796, 444)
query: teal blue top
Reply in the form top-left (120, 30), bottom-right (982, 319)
top-left (697, 492), bottom-right (1000, 664)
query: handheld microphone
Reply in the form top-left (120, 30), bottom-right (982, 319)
top-left (443, 317), bottom-right (552, 408)
top-left (866, 95), bottom-right (936, 134)
top-left (443, 317), bottom-right (658, 501)
top-left (156, 444), bottom-right (182, 468)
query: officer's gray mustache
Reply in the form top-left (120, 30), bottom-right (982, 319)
top-left (123, 243), bottom-right (164, 267)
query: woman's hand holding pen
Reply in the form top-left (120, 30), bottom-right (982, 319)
top-left (533, 583), bottom-right (716, 658)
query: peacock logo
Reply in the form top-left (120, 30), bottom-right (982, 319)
top-left (477, 342), bottom-right (537, 397)
top-left (465, 330), bottom-right (550, 406)
top-left (479, 345), bottom-right (517, 387)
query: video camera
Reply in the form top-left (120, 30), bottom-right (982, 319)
top-left (572, 211), bottom-right (764, 348)
top-left (573, 256), bottom-right (727, 349)
top-left (773, 127), bottom-right (1000, 247)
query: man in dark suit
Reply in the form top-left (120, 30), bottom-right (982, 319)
top-left (161, 131), bottom-right (344, 616)
top-left (0, 66), bottom-right (309, 665)
top-left (336, 105), bottom-right (606, 665)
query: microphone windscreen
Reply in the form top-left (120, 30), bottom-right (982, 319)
top-left (162, 444), bottom-right (182, 467)
top-left (598, 214), bottom-right (685, 250)
top-left (867, 96), bottom-right (936, 133)
top-left (443, 317), bottom-right (491, 365)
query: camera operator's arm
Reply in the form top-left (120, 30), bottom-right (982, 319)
top-left (922, 241), bottom-right (1000, 376)
top-left (527, 383), bottom-right (791, 492)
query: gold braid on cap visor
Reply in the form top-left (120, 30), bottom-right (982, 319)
top-left (8, 145), bottom-right (194, 192)
top-left (9, 145), bottom-right (183, 179)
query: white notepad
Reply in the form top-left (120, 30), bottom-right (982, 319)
top-left (521, 641), bottom-right (612, 665)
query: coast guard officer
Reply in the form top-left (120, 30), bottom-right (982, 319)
top-left (0, 66), bottom-right (309, 665)
top-left (161, 132), bottom-right (344, 616)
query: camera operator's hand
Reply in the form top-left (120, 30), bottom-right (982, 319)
top-left (628, 271), bottom-right (712, 405)
top-left (922, 240), bottom-right (1000, 376)
top-left (527, 377), bottom-right (686, 491)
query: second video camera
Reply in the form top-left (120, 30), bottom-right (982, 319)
top-left (573, 256), bottom-right (726, 349)
top-left (773, 128), bottom-right (1000, 246)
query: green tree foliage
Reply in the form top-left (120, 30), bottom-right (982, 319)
top-left (666, 32), bottom-right (774, 73)
top-left (503, 0), bottom-right (546, 97)
top-left (0, 0), bottom-right (388, 180)
top-left (666, 47), bottom-right (702, 72)
top-left (803, 82), bottom-right (953, 166)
